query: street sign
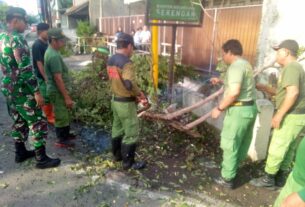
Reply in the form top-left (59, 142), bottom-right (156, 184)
top-left (145, 0), bottom-right (205, 102)
top-left (148, 0), bottom-right (202, 23)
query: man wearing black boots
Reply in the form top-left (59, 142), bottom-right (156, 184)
top-left (44, 28), bottom-right (76, 148)
top-left (0, 7), bottom-right (60, 169)
top-left (107, 33), bottom-right (146, 170)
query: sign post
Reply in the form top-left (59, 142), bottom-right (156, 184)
top-left (146, 0), bottom-right (204, 103)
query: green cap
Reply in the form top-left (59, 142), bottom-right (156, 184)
top-left (48, 28), bottom-right (68, 40)
top-left (273, 39), bottom-right (299, 56)
top-left (6, 6), bottom-right (27, 21)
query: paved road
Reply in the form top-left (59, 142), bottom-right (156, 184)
top-left (0, 31), bottom-right (237, 207)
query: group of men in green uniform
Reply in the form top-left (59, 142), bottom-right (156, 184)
top-left (1, 6), bottom-right (305, 207)
top-left (0, 7), bottom-right (61, 169)
top-left (0, 7), bottom-right (76, 169)
top-left (210, 39), bottom-right (305, 206)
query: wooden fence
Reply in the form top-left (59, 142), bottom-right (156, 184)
top-left (100, 5), bottom-right (262, 70)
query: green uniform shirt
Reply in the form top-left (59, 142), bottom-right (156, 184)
top-left (44, 46), bottom-right (71, 93)
top-left (0, 30), bottom-right (39, 97)
top-left (224, 58), bottom-right (255, 101)
top-left (275, 61), bottom-right (305, 113)
top-left (292, 137), bottom-right (305, 201)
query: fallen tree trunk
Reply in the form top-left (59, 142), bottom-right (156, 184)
top-left (139, 87), bottom-right (223, 120)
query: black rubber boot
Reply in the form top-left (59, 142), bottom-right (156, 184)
top-left (213, 176), bottom-right (234, 189)
top-left (15, 141), bottom-right (35, 163)
top-left (250, 173), bottom-right (276, 189)
top-left (65, 125), bottom-right (76, 140)
top-left (111, 136), bottom-right (123, 161)
top-left (55, 127), bottom-right (75, 148)
top-left (35, 146), bottom-right (61, 169)
top-left (275, 170), bottom-right (290, 187)
top-left (121, 144), bottom-right (146, 170)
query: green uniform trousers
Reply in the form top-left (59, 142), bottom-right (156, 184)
top-left (265, 114), bottom-right (305, 175)
top-left (111, 100), bottom-right (139, 145)
top-left (273, 173), bottom-right (303, 207)
top-left (49, 92), bottom-right (71, 128)
top-left (220, 105), bottom-right (257, 180)
top-left (38, 78), bottom-right (50, 104)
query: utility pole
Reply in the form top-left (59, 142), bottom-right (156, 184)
top-left (38, 0), bottom-right (52, 26)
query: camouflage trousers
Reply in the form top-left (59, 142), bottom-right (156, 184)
top-left (6, 89), bottom-right (47, 149)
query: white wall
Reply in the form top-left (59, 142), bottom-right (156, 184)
top-left (256, 0), bottom-right (305, 70)
top-left (74, 0), bottom-right (88, 6)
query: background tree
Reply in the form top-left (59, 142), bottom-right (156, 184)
top-left (59, 0), bottom-right (73, 9)
top-left (27, 14), bottom-right (39, 25)
top-left (0, 2), bottom-right (8, 23)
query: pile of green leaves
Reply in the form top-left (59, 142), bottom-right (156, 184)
top-left (132, 54), bottom-right (200, 97)
top-left (70, 53), bottom-right (201, 128)
top-left (70, 59), bottom-right (112, 129)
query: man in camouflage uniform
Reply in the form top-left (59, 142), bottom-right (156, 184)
top-left (0, 7), bottom-right (60, 169)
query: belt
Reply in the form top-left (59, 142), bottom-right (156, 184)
top-left (231, 100), bottom-right (254, 107)
top-left (113, 96), bottom-right (136, 102)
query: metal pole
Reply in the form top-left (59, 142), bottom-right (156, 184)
top-left (167, 25), bottom-right (177, 103)
top-left (152, 20), bottom-right (159, 102)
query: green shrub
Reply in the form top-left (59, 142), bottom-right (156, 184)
top-left (71, 59), bottom-right (112, 129)
top-left (76, 21), bottom-right (96, 37)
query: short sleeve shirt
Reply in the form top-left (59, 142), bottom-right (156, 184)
top-left (32, 39), bottom-right (48, 80)
top-left (44, 46), bottom-right (71, 93)
top-left (224, 58), bottom-right (255, 101)
top-left (275, 61), bottom-right (305, 113)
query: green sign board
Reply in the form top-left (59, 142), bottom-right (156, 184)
top-left (148, 0), bottom-right (202, 23)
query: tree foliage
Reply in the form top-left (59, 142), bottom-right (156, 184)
top-left (59, 0), bottom-right (73, 9)
top-left (27, 14), bottom-right (39, 25)
top-left (0, 2), bottom-right (8, 24)
top-left (76, 20), bottom-right (96, 37)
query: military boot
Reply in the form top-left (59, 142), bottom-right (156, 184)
top-left (275, 170), bottom-right (290, 187)
top-left (111, 136), bottom-right (123, 161)
top-left (35, 146), bottom-right (61, 169)
top-left (250, 173), bottom-right (276, 189)
top-left (121, 144), bottom-right (146, 170)
top-left (15, 141), bottom-right (35, 163)
top-left (54, 127), bottom-right (75, 148)
top-left (65, 125), bottom-right (76, 140)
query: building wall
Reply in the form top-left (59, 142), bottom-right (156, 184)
top-left (182, 5), bottom-right (262, 68)
top-left (89, 0), bottom-right (102, 29)
top-left (101, 0), bottom-right (145, 17)
top-left (101, 5), bottom-right (262, 69)
top-left (73, 0), bottom-right (88, 6)
top-left (256, 0), bottom-right (305, 72)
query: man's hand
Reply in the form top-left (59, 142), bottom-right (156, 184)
top-left (64, 96), bottom-right (74, 109)
top-left (34, 92), bottom-right (44, 107)
top-left (272, 112), bottom-right (284, 129)
top-left (281, 192), bottom-right (305, 207)
top-left (210, 77), bottom-right (222, 85)
top-left (211, 107), bottom-right (222, 119)
top-left (256, 83), bottom-right (266, 92)
top-left (136, 92), bottom-right (148, 106)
